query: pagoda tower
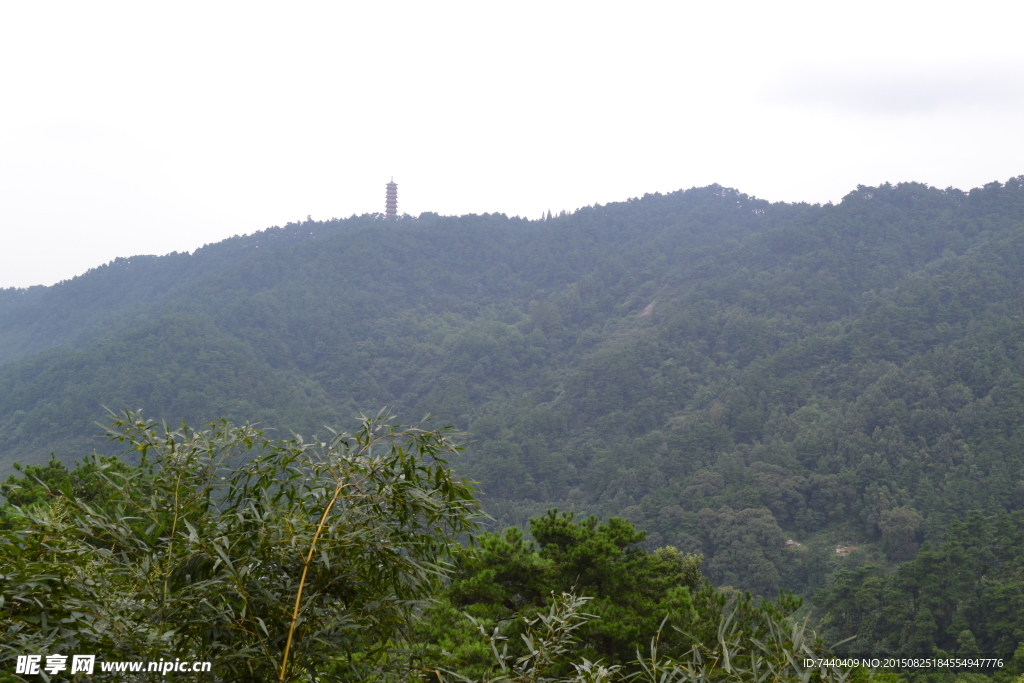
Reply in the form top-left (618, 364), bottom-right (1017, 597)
top-left (385, 178), bottom-right (398, 219)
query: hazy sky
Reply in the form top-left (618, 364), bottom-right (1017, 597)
top-left (2, 1), bottom-right (1023, 288)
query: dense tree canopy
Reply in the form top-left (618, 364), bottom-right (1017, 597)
top-left (817, 511), bottom-right (1024, 661)
top-left (1, 411), bottom-right (479, 681)
top-left (1, 414), bottom-right (867, 682)
top-left (3, 179), bottom-right (1024, 658)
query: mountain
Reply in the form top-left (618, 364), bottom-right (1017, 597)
top-left (3, 178), bottom-right (1024, 601)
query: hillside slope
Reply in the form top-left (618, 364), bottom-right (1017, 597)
top-left (3, 179), bottom-right (1024, 601)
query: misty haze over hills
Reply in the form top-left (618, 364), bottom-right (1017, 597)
top-left (3, 179), bottom-right (1024, 606)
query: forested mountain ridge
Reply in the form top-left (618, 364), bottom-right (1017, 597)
top-left (0, 224), bottom-right (327, 365)
top-left (0, 185), bottom-right (781, 467)
top-left (3, 179), bottom-right (1024, 613)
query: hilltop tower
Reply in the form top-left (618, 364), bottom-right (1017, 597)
top-left (385, 178), bottom-right (398, 219)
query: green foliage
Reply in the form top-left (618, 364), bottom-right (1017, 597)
top-left (0, 411), bottom-right (902, 682)
top-left (816, 511), bottom-right (1024, 664)
top-left (4, 179), bottom-right (1024, 653)
top-left (0, 456), bottom-right (71, 508)
top-left (453, 592), bottom-right (620, 683)
top-left (429, 590), bottom-right (868, 683)
top-left (0, 410), bottom-right (479, 681)
top-left (0, 453), bottom-right (130, 524)
top-left (12, 168), bottom-right (1024, 673)
top-left (417, 510), bottom-right (741, 677)
top-left (630, 599), bottom-right (865, 683)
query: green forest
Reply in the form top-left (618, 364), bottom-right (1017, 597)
top-left (3, 179), bottom-right (1024, 679)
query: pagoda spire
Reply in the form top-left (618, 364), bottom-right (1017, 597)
top-left (385, 178), bottom-right (398, 219)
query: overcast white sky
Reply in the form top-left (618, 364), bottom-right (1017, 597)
top-left (2, 1), bottom-right (1023, 288)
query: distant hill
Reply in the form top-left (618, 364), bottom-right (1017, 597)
top-left (3, 179), bottom-right (1024, 600)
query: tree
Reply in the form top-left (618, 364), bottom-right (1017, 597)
top-left (415, 510), bottom-right (709, 677)
top-left (429, 589), bottom-right (865, 683)
top-left (0, 456), bottom-right (71, 509)
top-left (816, 511), bottom-right (1024, 665)
top-left (0, 453), bottom-right (132, 527)
top-left (878, 506), bottom-right (923, 562)
top-left (697, 506), bottom-right (784, 595)
top-left (0, 410), bottom-right (479, 681)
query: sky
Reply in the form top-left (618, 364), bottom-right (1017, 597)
top-left (2, 1), bottom-right (1023, 288)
